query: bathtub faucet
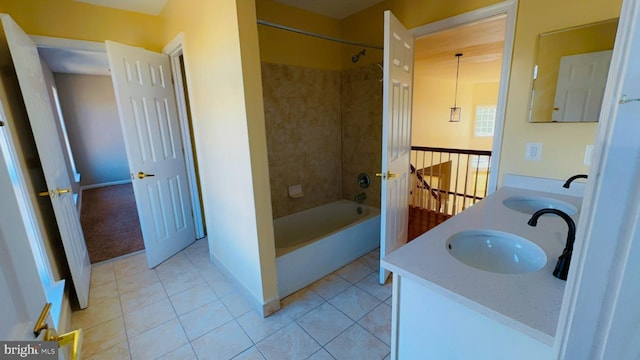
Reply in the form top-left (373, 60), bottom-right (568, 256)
top-left (354, 192), bottom-right (367, 203)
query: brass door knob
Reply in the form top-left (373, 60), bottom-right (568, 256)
top-left (137, 171), bottom-right (156, 179)
top-left (57, 187), bottom-right (72, 195)
top-left (376, 171), bottom-right (398, 179)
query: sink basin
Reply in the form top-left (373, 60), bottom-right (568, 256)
top-left (503, 196), bottom-right (577, 215)
top-left (446, 229), bottom-right (547, 274)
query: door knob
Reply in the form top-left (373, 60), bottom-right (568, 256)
top-left (137, 171), bottom-right (155, 179)
top-left (57, 187), bottom-right (72, 195)
top-left (376, 171), bottom-right (398, 179)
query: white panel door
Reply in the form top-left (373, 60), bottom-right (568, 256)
top-left (552, 50), bottom-right (613, 122)
top-left (106, 41), bottom-right (195, 268)
top-left (0, 109), bottom-right (50, 341)
top-left (1, 14), bottom-right (91, 309)
top-left (380, 11), bottom-right (414, 284)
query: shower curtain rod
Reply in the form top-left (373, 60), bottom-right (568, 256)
top-left (257, 19), bottom-right (383, 50)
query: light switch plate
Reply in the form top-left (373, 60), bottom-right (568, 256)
top-left (525, 142), bottom-right (542, 161)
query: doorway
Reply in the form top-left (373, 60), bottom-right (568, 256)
top-left (35, 36), bottom-right (206, 265)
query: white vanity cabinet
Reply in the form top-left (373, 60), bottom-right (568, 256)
top-left (390, 273), bottom-right (552, 359)
top-left (382, 184), bottom-right (583, 360)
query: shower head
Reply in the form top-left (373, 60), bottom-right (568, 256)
top-left (352, 49), bottom-right (367, 63)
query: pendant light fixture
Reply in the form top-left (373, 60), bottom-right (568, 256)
top-left (450, 53), bottom-right (463, 122)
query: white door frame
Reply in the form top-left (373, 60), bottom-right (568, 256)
top-left (31, 35), bottom-right (206, 240)
top-left (163, 33), bottom-right (206, 239)
top-left (410, 0), bottom-right (518, 194)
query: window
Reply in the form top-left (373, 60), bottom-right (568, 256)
top-left (474, 106), bottom-right (496, 137)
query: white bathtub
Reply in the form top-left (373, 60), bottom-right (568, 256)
top-left (275, 199), bottom-right (381, 298)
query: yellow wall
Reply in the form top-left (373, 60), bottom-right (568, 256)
top-left (160, 0), bottom-right (278, 310)
top-left (412, 79), bottom-right (497, 150)
top-left (498, 0), bottom-right (623, 184)
top-left (256, 0), bottom-right (343, 70)
top-left (0, 0), bottom-right (163, 50)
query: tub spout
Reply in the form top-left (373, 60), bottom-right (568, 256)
top-left (354, 192), bottom-right (367, 203)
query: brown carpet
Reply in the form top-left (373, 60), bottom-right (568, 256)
top-left (80, 184), bottom-right (145, 263)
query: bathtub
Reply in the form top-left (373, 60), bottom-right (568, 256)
top-left (275, 199), bottom-right (381, 298)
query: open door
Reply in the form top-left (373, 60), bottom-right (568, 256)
top-left (0, 104), bottom-right (55, 341)
top-left (106, 41), bottom-right (196, 268)
top-left (1, 14), bottom-right (91, 309)
top-left (379, 11), bottom-right (414, 284)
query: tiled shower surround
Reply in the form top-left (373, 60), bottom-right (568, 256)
top-left (262, 62), bottom-right (383, 219)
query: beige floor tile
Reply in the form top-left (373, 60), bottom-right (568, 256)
top-left (170, 283), bottom-right (217, 315)
top-left (355, 273), bottom-right (392, 301)
top-left (307, 348), bottom-right (336, 360)
top-left (219, 291), bottom-right (253, 317)
top-left (308, 273), bottom-right (352, 300)
top-left (81, 317), bottom-right (127, 358)
top-left (328, 286), bottom-right (381, 321)
top-left (179, 300), bottom-right (233, 340)
top-left (157, 344), bottom-right (197, 360)
top-left (123, 298), bottom-right (176, 338)
top-left (156, 253), bottom-right (195, 280)
top-left (160, 267), bottom-right (206, 296)
top-left (325, 324), bottom-right (390, 360)
top-left (279, 288), bottom-right (324, 319)
top-left (88, 279), bottom-right (119, 306)
top-left (84, 340), bottom-right (130, 360)
top-left (203, 271), bottom-right (238, 297)
top-left (256, 322), bottom-right (320, 360)
top-left (296, 302), bottom-right (354, 345)
top-left (113, 253), bottom-right (149, 280)
top-left (237, 309), bottom-right (292, 342)
top-left (233, 347), bottom-right (266, 360)
top-left (71, 296), bottom-right (122, 330)
top-left (116, 269), bottom-right (159, 295)
top-left (335, 259), bottom-right (375, 284)
top-left (358, 303), bottom-right (392, 346)
top-left (191, 320), bottom-right (253, 360)
top-left (120, 281), bottom-right (167, 314)
top-left (360, 249), bottom-right (381, 270)
top-left (90, 262), bottom-right (116, 288)
top-left (129, 318), bottom-right (188, 360)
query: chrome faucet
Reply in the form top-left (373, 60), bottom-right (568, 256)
top-left (527, 208), bottom-right (576, 281)
top-left (562, 174), bottom-right (588, 188)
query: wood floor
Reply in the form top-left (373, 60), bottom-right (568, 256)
top-left (408, 206), bottom-right (452, 241)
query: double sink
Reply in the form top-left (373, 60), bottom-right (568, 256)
top-left (446, 196), bottom-right (578, 274)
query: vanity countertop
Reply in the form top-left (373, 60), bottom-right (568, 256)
top-left (381, 186), bottom-right (583, 345)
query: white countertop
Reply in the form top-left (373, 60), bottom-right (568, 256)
top-left (381, 186), bottom-right (583, 346)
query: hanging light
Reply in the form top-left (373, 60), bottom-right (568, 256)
top-left (450, 53), bottom-right (463, 122)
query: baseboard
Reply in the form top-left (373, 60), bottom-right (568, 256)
top-left (80, 179), bottom-right (132, 191)
top-left (210, 250), bottom-right (281, 318)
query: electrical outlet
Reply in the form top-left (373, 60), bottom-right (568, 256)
top-left (584, 145), bottom-right (594, 165)
top-left (525, 142), bottom-right (542, 161)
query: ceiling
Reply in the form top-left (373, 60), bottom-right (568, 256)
top-left (271, 0), bottom-right (384, 19)
top-left (72, 0), bottom-right (383, 18)
top-left (73, 0), bottom-right (168, 16)
top-left (414, 15), bottom-right (506, 83)
top-left (43, 2), bottom-right (505, 84)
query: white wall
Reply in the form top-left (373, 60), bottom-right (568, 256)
top-left (54, 74), bottom-right (129, 186)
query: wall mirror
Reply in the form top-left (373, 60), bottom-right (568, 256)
top-left (528, 18), bottom-right (618, 123)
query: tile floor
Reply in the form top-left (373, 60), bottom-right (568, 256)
top-left (74, 239), bottom-right (393, 360)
